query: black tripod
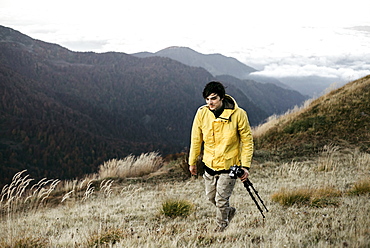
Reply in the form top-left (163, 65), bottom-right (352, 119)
top-left (243, 179), bottom-right (268, 218)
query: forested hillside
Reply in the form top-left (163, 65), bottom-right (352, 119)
top-left (0, 25), bottom-right (309, 186)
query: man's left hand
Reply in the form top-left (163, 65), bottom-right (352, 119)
top-left (240, 167), bottom-right (249, 182)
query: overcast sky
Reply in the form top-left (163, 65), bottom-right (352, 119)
top-left (1, 0), bottom-right (370, 83)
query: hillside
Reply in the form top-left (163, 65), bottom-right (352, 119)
top-left (254, 75), bottom-right (370, 158)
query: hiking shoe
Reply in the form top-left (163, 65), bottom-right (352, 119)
top-left (214, 224), bottom-right (227, 232)
top-left (228, 207), bottom-right (236, 223)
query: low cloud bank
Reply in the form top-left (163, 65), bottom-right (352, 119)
top-left (250, 55), bottom-right (370, 83)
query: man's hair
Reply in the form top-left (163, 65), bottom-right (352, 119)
top-left (202, 81), bottom-right (226, 99)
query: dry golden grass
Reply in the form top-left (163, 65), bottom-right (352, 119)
top-left (0, 148), bottom-right (369, 247)
top-left (271, 186), bottom-right (342, 207)
top-left (347, 177), bottom-right (370, 195)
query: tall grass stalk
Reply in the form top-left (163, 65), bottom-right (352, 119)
top-left (317, 145), bottom-right (340, 171)
top-left (98, 152), bottom-right (163, 179)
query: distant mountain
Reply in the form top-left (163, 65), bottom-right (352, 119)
top-left (133, 46), bottom-right (257, 79)
top-left (246, 74), bottom-right (294, 90)
top-left (216, 75), bottom-right (308, 116)
top-left (276, 76), bottom-right (348, 97)
top-left (255, 75), bottom-right (370, 158)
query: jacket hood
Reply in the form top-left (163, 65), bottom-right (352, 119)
top-left (218, 95), bottom-right (238, 120)
top-left (223, 94), bottom-right (237, 109)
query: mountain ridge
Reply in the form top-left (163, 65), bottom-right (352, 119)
top-left (133, 46), bottom-right (257, 79)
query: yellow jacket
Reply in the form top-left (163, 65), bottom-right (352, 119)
top-left (188, 95), bottom-right (253, 170)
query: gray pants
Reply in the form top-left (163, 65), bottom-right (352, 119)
top-left (203, 171), bottom-right (236, 227)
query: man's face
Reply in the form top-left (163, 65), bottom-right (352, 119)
top-left (206, 93), bottom-right (223, 111)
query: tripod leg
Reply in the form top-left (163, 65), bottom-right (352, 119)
top-left (243, 181), bottom-right (265, 218)
top-left (246, 179), bottom-right (268, 212)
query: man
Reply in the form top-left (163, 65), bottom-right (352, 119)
top-left (188, 81), bottom-right (254, 232)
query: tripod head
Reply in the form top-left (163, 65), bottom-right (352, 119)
top-left (229, 165), bottom-right (245, 179)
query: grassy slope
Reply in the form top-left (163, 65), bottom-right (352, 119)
top-left (254, 75), bottom-right (370, 159)
top-left (0, 149), bottom-right (369, 247)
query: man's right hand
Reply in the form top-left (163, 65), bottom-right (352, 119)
top-left (189, 165), bottom-right (197, 175)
